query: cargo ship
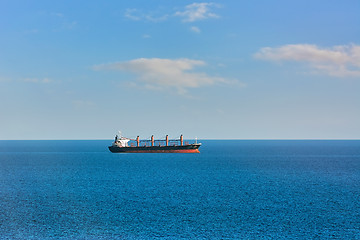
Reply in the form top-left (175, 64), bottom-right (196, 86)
top-left (108, 133), bottom-right (201, 153)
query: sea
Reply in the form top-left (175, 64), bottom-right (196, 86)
top-left (0, 140), bottom-right (359, 239)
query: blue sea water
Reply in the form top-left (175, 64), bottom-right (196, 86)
top-left (0, 140), bottom-right (359, 239)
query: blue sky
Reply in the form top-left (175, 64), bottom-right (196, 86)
top-left (1, 0), bottom-right (359, 140)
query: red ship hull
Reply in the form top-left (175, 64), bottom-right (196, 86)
top-left (108, 144), bottom-right (201, 153)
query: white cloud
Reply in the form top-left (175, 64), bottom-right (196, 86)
top-left (94, 58), bottom-right (232, 94)
top-left (254, 44), bottom-right (360, 77)
top-left (174, 3), bottom-right (220, 22)
top-left (190, 26), bottom-right (201, 33)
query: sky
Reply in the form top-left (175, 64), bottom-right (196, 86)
top-left (0, 0), bottom-right (359, 140)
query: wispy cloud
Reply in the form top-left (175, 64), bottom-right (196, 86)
top-left (23, 78), bottom-right (52, 83)
top-left (124, 8), bottom-right (169, 22)
top-left (190, 26), bottom-right (201, 33)
top-left (254, 44), bottom-right (360, 77)
top-left (124, 9), bottom-right (141, 21)
top-left (50, 12), bottom-right (77, 30)
top-left (94, 58), bottom-right (235, 94)
top-left (174, 2), bottom-right (220, 22)
top-left (52, 12), bottom-right (64, 18)
top-left (124, 2), bottom-right (220, 24)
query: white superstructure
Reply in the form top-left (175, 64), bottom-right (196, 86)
top-left (112, 132), bottom-right (130, 147)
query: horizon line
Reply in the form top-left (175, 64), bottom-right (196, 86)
top-left (1, 138), bottom-right (359, 141)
